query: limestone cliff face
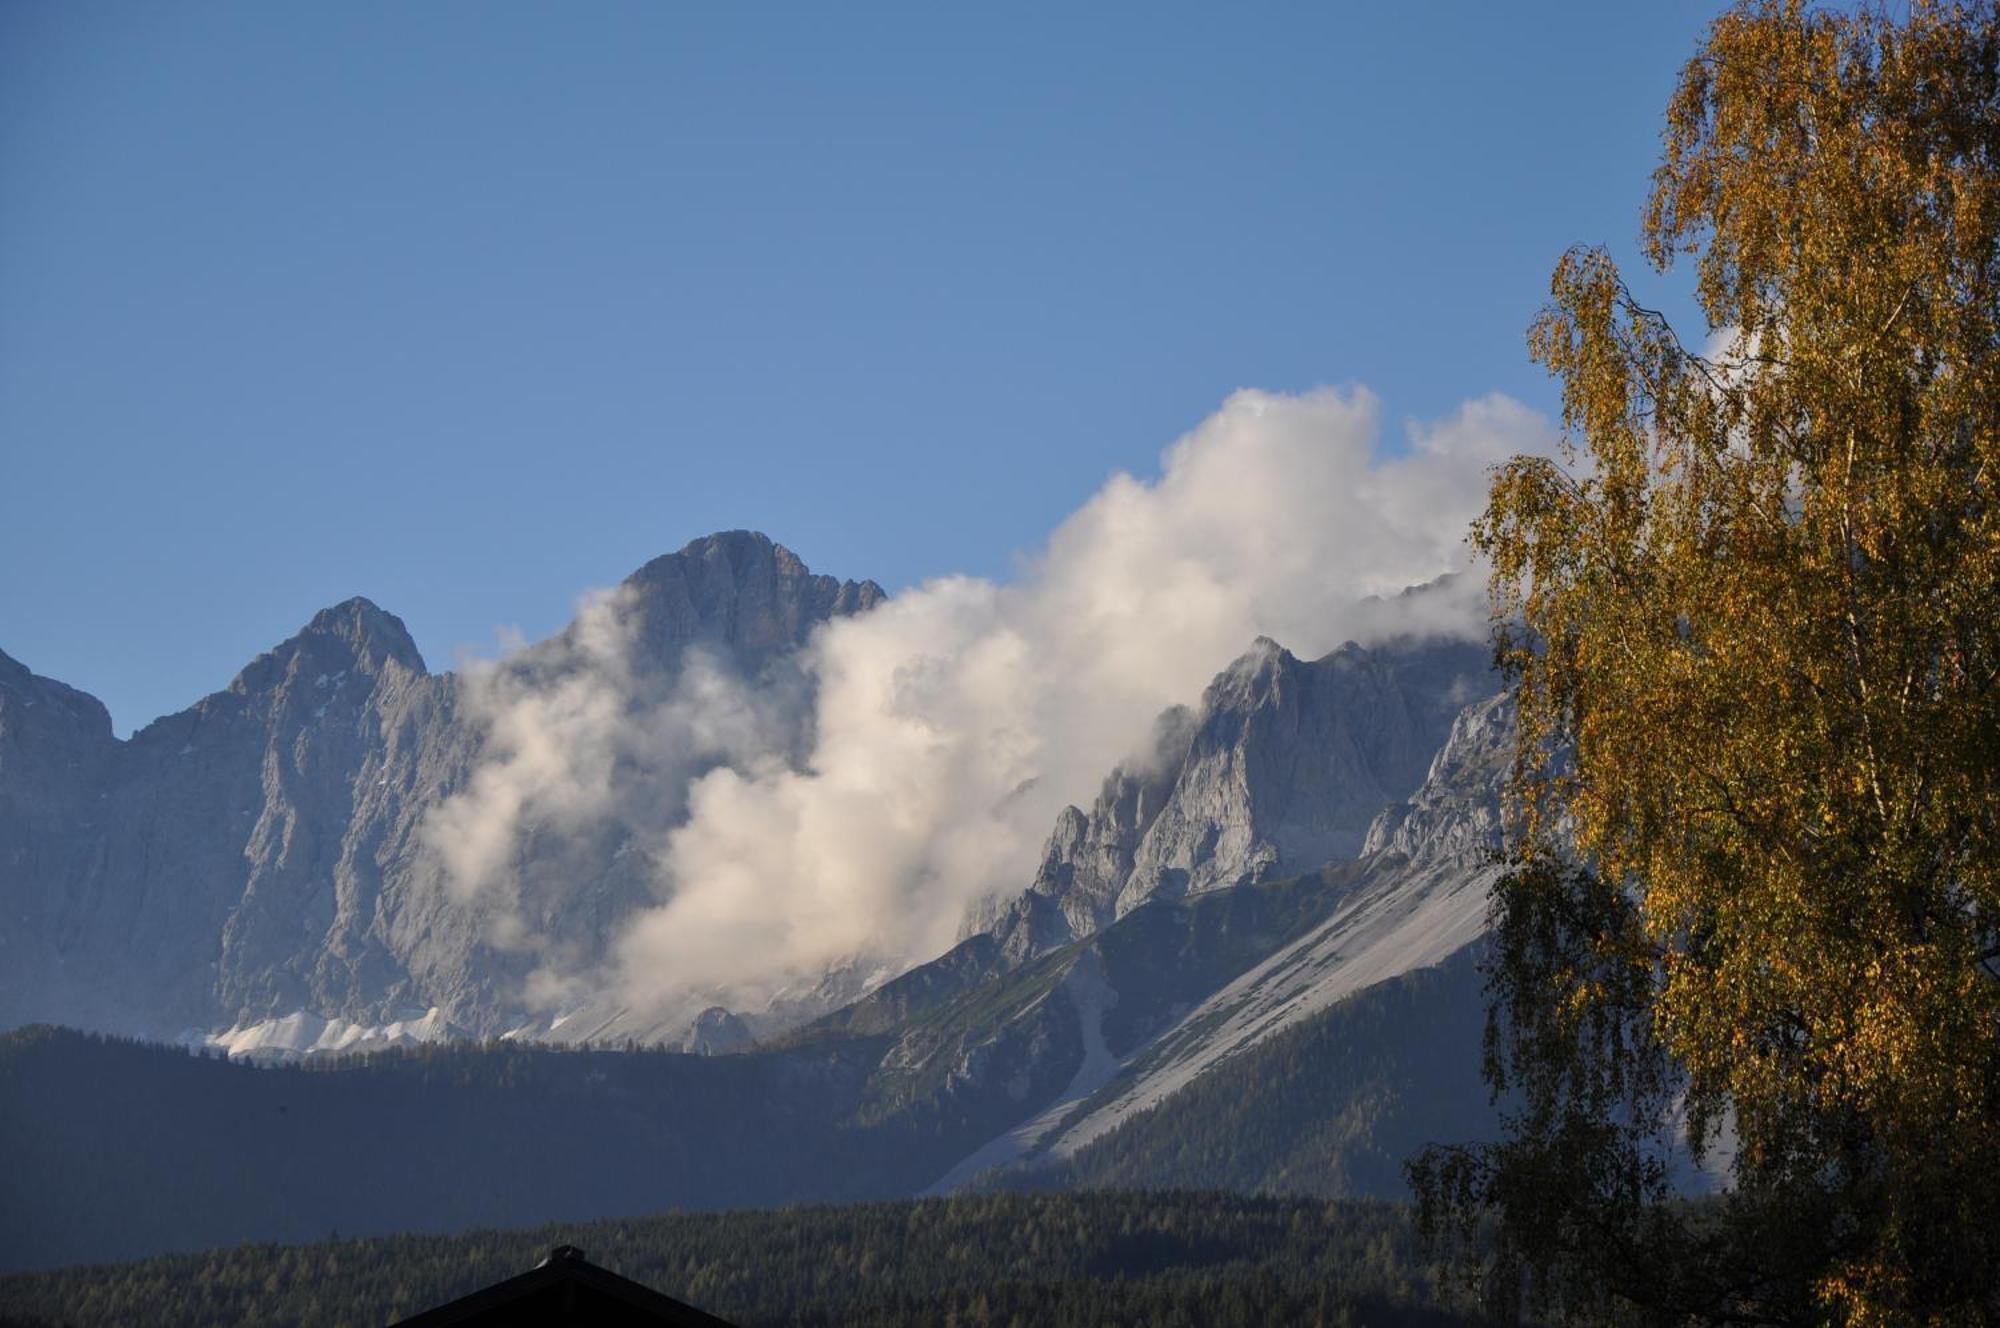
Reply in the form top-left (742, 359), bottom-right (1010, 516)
top-left (0, 532), bottom-right (883, 1040)
top-left (979, 634), bottom-right (1494, 967)
top-left (1113, 636), bottom-right (1489, 913)
top-left (959, 706), bottom-right (1196, 964)
top-left (617, 534), bottom-right (884, 672)
top-left (0, 649), bottom-right (122, 1027)
top-left (1360, 689), bottom-right (1513, 869)
top-left (874, 671), bottom-right (1517, 1194)
top-left (1030, 708), bottom-right (1199, 938)
top-left (1000, 705), bottom-right (1516, 1178)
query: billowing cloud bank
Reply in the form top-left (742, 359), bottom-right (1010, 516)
top-left (430, 386), bottom-right (1554, 1025)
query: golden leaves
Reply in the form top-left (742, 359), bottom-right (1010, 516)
top-left (1479, 1), bottom-right (2000, 1319)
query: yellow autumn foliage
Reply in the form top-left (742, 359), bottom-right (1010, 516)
top-left (1471, 1), bottom-right (2000, 1321)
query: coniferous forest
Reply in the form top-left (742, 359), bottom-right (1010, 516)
top-left (0, 1191), bottom-right (1481, 1328)
top-left (0, 951), bottom-right (1498, 1275)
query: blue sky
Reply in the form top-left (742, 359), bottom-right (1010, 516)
top-left (2, 1), bottom-right (1725, 733)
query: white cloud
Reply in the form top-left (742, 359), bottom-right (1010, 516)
top-left (420, 386), bottom-right (1552, 1027)
top-left (420, 588), bottom-right (809, 955)
top-left (599, 386), bottom-right (1554, 1018)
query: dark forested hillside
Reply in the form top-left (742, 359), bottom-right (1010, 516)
top-left (0, 1026), bottom-right (941, 1273)
top-left (2, 863), bottom-right (1504, 1278)
top-left (0, 1191), bottom-right (1484, 1328)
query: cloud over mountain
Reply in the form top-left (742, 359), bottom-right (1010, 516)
top-left (421, 386), bottom-right (1550, 1023)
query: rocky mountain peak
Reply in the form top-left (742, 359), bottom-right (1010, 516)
top-left (614, 530), bottom-right (887, 673)
top-left (0, 646), bottom-right (34, 690)
top-left (1221, 635), bottom-right (1293, 680)
top-left (1203, 636), bottom-right (1363, 711)
top-left (0, 529), bottom-right (897, 1044)
top-left (969, 633), bottom-right (1496, 972)
top-left (304, 597), bottom-right (427, 674)
top-left (1360, 690), bottom-right (1514, 867)
top-left (1111, 633), bottom-right (1493, 915)
top-left (0, 648), bottom-right (116, 743)
top-left (227, 597), bottom-right (426, 699)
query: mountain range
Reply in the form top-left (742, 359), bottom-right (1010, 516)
top-left (0, 531), bottom-right (883, 1045)
top-left (0, 531), bottom-right (1513, 1272)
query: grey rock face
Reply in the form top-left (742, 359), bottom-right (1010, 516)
top-left (683, 1005), bottom-right (754, 1055)
top-left (1041, 707), bottom-right (1197, 932)
top-left (1002, 637), bottom-right (1487, 952)
top-left (925, 687), bottom-right (1518, 1188)
top-left (0, 650), bottom-right (121, 1028)
top-left (0, 532), bottom-right (883, 1041)
top-left (1360, 690), bottom-right (1513, 868)
top-left (2, 600), bottom-right (455, 1036)
top-left (970, 706), bottom-right (1197, 956)
top-left (617, 532), bottom-right (885, 673)
top-left (1115, 636), bottom-right (1492, 914)
top-left (972, 632), bottom-right (1495, 972)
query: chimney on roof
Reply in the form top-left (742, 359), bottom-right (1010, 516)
top-left (537, 1244), bottom-right (586, 1268)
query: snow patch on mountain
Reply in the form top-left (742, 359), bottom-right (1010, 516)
top-left (198, 1007), bottom-right (460, 1062)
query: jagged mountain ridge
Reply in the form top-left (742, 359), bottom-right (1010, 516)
top-left (896, 682), bottom-right (1511, 1192)
top-left (758, 624), bottom-right (1506, 1195)
top-left (5, 538), bottom-right (1512, 1225)
top-left (0, 671), bottom-right (1517, 1270)
top-left (2, 614), bottom-right (1521, 1270)
top-left (1005, 689), bottom-right (1513, 1175)
top-left (968, 632), bottom-right (1491, 971)
top-left (0, 532), bottom-right (884, 1042)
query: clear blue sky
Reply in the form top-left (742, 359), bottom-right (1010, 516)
top-left (2, 1), bottom-right (1725, 733)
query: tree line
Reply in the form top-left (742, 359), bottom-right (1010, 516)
top-left (0, 1191), bottom-right (1483, 1328)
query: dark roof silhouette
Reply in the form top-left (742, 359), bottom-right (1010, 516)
top-left (390, 1245), bottom-right (740, 1327)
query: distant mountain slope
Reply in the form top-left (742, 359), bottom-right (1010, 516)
top-left (0, 1024), bottom-right (914, 1273)
top-left (888, 679), bottom-right (1508, 1193)
top-left (1014, 692), bottom-right (1510, 1171)
top-left (0, 532), bottom-right (884, 1043)
top-left (1, 719), bottom-right (1506, 1276)
top-left (1034, 944), bottom-right (1494, 1197)
top-left (0, 686), bottom-right (1512, 1272)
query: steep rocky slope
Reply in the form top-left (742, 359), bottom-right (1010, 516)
top-left (802, 637), bottom-right (1507, 1194)
top-left (968, 634), bottom-right (1490, 968)
top-left (1008, 690), bottom-right (1512, 1175)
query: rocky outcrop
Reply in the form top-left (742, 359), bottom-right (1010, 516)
top-left (1360, 689), bottom-right (1513, 868)
top-left (968, 706), bottom-right (1197, 958)
top-left (0, 650), bottom-right (122, 1030)
top-left (1, 599), bottom-right (459, 1037)
top-left (1114, 636), bottom-right (1487, 912)
top-left (617, 532), bottom-right (885, 672)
